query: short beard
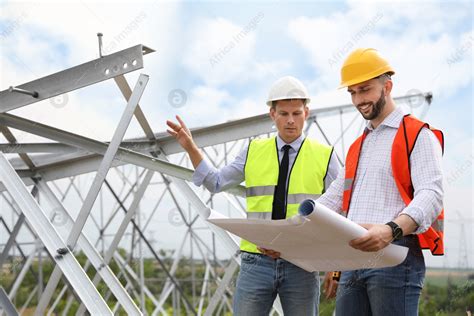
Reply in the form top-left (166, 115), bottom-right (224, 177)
top-left (360, 89), bottom-right (386, 120)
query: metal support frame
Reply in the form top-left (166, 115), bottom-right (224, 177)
top-left (0, 214), bottom-right (25, 269)
top-left (0, 153), bottom-right (113, 315)
top-left (35, 179), bottom-right (141, 315)
top-left (204, 258), bottom-right (239, 316)
top-left (0, 287), bottom-right (18, 316)
top-left (7, 241), bottom-right (39, 300)
top-left (35, 73), bottom-right (149, 315)
top-left (102, 177), bottom-right (198, 315)
top-left (74, 169), bottom-right (154, 316)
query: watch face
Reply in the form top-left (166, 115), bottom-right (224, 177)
top-left (394, 227), bottom-right (403, 240)
top-left (387, 222), bottom-right (403, 240)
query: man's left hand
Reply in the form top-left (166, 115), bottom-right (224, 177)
top-left (349, 223), bottom-right (393, 252)
top-left (257, 247), bottom-right (281, 259)
top-left (322, 272), bottom-right (338, 299)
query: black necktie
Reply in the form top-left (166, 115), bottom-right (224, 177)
top-left (272, 145), bottom-right (291, 220)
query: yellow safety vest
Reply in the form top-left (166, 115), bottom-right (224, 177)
top-left (241, 137), bottom-right (333, 253)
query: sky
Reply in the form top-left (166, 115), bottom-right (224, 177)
top-left (0, 0), bottom-right (473, 269)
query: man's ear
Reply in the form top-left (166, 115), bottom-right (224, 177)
top-left (269, 107), bottom-right (276, 121)
top-left (304, 106), bottom-right (309, 120)
top-left (384, 80), bottom-right (393, 95)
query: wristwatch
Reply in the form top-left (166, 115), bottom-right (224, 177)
top-left (385, 221), bottom-right (403, 240)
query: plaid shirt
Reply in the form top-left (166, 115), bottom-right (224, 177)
top-left (317, 107), bottom-right (443, 234)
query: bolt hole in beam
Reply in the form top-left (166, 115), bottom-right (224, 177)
top-left (0, 44), bottom-right (155, 113)
top-left (105, 60), bottom-right (137, 76)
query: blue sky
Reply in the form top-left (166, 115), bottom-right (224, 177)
top-left (1, 0), bottom-right (472, 268)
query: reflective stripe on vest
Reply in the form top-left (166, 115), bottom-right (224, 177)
top-left (246, 186), bottom-right (322, 203)
top-left (241, 137), bottom-right (333, 253)
top-left (342, 114), bottom-right (445, 256)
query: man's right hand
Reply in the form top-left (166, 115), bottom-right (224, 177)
top-left (166, 115), bottom-right (203, 168)
top-left (166, 115), bottom-right (195, 151)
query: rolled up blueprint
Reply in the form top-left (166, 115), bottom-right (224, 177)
top-left (207, 200), bottom-right (408, 272)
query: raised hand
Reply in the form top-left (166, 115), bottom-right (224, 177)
top-left (166, 115), bottom-right (195, 151)
top-left (166, 115), bottom-right (203, 168)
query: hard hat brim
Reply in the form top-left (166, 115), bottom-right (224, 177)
top-left (266, 97), bottom-right (311, 106)
top-left (339, 67), bottom-right (395, 89)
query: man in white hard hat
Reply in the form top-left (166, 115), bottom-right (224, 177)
top-left (167, 76), bottom-right (340, 315)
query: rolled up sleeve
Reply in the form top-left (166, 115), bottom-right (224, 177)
top-left (192, 146), bottom-right (247, 193)
top-left (318, 166), bottom-right (345, 215)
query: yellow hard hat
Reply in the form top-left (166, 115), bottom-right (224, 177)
top-left (339, 48), bottom-right (395, 88)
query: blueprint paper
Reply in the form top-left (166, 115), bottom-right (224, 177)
top-left (207, 201), bottom-right (408, 272)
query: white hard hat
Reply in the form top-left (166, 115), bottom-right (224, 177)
top-left (266, 76), bottom-right (311, 106)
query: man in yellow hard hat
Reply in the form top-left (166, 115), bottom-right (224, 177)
top-left (316, 48), bottom-right (444, 315)
top-left (167, 76), bottom-right (340, 315)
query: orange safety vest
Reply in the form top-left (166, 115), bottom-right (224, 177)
top-left (342, 114), bottom-right (445, 256)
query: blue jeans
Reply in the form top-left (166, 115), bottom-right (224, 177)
top-left (335, 235), bottom-right (425, 316)
top-left (233, 252), bottom-right (320, 315)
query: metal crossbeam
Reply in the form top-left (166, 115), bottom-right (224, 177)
top-left (0, 140), bottom-right (160, 154)
top-left (0, 45), bottom-right (153, 113)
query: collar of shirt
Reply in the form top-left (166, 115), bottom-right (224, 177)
top-left (365, 107), bottom-right (405, 133)
top-left (276, 133), bottom-right (305, 153)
